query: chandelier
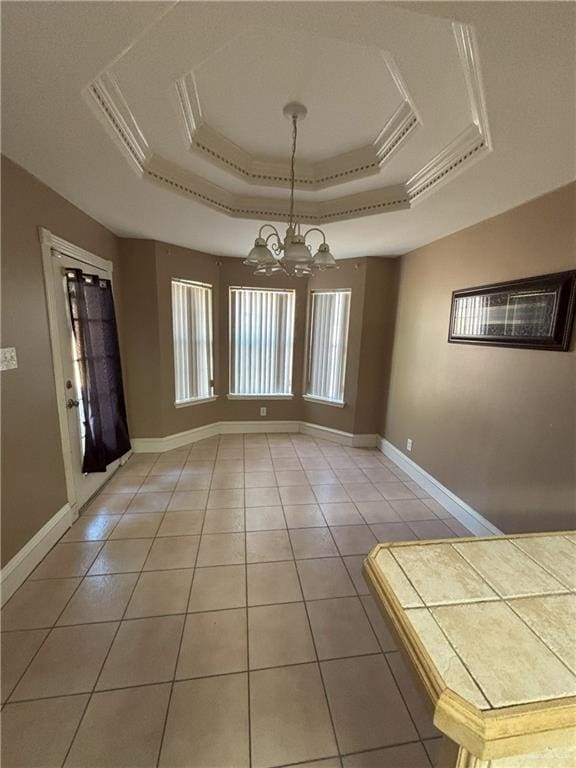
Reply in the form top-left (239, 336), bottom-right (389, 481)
top-left (244, 102), bottom-right (337, 277)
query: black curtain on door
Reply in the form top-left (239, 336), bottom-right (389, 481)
top-left (66, 269), bottom-right (131, 473)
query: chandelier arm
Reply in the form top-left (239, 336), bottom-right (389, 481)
top-left (302, 227), bottom-right (327, 245)
top-left (258, 224), bottom-right (281, 240)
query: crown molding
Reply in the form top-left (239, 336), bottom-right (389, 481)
top-left (86, 23), bottom-right (491, 223)
top-left (175, 72), bottom-right (417, 190)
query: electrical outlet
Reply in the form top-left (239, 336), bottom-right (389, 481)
top-left (260, 406), bottom-right (267, 417)
top-left (406, 438), bottom-right (413, 452)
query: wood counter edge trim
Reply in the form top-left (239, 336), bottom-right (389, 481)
top-left (363, 543), bottom-right (576, 761)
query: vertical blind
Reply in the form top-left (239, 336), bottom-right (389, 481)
top-left (172, 279), bottom-right (214, 404)
top-left (229, 287), bottom-right (295, 396)
top-left (306, 289), bottom-right (351, 404)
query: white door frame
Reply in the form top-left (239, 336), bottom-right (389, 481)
top-left (39, 226), bottom-right (126, 517)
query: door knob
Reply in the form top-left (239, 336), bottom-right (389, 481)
top-left (66, 398), bottom-right (80, 409)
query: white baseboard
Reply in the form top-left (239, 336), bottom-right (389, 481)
top-left (379, 438), bottom-right (501, 537)
top-left (1, 503), bottom-right (73, 605)
top-left (132, 420), bottom-right (376, 453)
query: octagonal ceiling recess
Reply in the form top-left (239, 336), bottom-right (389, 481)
top-left (86, 6), bottom-right (491, 225)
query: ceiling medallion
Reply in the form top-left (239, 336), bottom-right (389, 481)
top-left (244, 103), bottom-right (337, 277)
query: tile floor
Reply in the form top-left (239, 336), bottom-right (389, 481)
top-left (1, 433), bottom-right (476, 767)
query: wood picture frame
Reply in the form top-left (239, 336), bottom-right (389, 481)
top-left (448, 270), bottom-right (576, 350)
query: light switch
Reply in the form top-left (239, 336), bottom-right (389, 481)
top-left (0, 347), bottom-right (18, 371)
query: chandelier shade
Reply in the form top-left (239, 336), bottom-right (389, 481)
top-left (244, 103), bottom-right (338, 277)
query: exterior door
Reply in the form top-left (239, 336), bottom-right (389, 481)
top-left (50, 250), bottom-right (123, 513)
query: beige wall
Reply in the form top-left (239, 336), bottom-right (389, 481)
top-left (383, 183), bottom-right (576, 533)
top-left (1, 157), bottom-right (121, 565)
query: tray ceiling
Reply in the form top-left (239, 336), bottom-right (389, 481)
top-left (2, 2), bottom-right (574, 257)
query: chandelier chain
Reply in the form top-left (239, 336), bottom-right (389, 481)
top-left (289, 114), bottom-right (298, 228)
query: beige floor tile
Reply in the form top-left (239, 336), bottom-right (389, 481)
top-left (409, 520), bottom-right (457, 540)
top-left (61, 515), bottom-right (120, 542)
top-left (445, 517), bottom-right (474, 536)
top-left (297, 558), bottom-right (356, 600)
top-left (1, 694), bottom-right (88, 768)
top-left (203, 507), bottom-right (244, 533)
top-left (305, 469), bottom-right (339, 485)
top-left (342, 555), bottom-right (371, 595)
top-left (84, 494), bottom-right (132, 516)
top-left (127, 492), bottom-right (172, 514)
top-left (12, 622), bottom-right (117, 700)
top-left (126, 569), bottom-right (193, 618)
top-left (247, 560), bottom-right (302, 606)
top-left (343, 484), bottom-right (383, 502)
top-left (58, 573), bottom-right (138, 625)
top-left (197, 532), bottom-right (245, 566)
top-left (210, 472), bottom-right (245, 489)
top-left (175, 473), bottom-right (211, 491)
top-left (244, 471), bottom-right (277, 488)
top-left (188, 564), bottom-right (246, 611)
top-left (109, 512), bottom-right (163, 539)
top-left (343, 742), bottom-right (432, 767)
top-left (138, 475), bottom-right (178, 492)
top-left (276, 469), bottom-right (310, 486)
top-left (386, 650), bottom-right (440, 738)
top-left (207, 488), bottom-right (245, 508)
top-left (284, 504), bottom-right (326, 528)
top-left (1, 629), bottom-right (48, 703)
top-left (245, 486), bottom-right (282, 507)
top-left (246, 505), bottom-right (286, 531)
top-left (176, 608), bottom-right (247, 678)
top-left (360, 596), bottom-right (398, 652)
top-left (167, 490), bottom-right (208, 511)
top-left (31, 541), bottom-right (103, 580)
top-left (404, 481), bottom-right (430, 499)
top-left (143, 535), bottom-right (199, 570)
top-left (320, 502), bottom-right (364, 526)
top-left (321, 654), bottom-right (418, 753)
top-left (307, 597), bottom-right (380, 660)
top-left (390, 499), bottom-right (439, 522)
top-left (249, 603), bottom-right (315, 669)
top-left (355, 500), bottom-right (401, 524)
top-left (280, 485), bottom-right (317, 505)
top-left (421, 498), bottom-right (452, 518)
top-left (182, 460), bottom-right (213, 474)
top-left (313, 485), bottom-right (351, 503)
top-left (287, 761), bottom-right (340, 768)
top-left (362, 468), bottom-right (399, 484)
top-left (88, 538), bottom-right (153, 575)
top-left (302, 456), bottom-right (331, 470)
top-left (159, 674), bottom-right (249, 767)
top-left (273, 457), bottom-right (302, 471)
top-left (336, 469), bottom-right (369, 484)
top-left (368, 522), bottom-right (416, 541)
top-left (157, 509), bottom-right (204, 536)
top-left (250, 458), bottom-right (275, 472)
top-left (96, 615), bottom-right (183, 690)
top-left (64, 683), bottom-right (171, 768)
top-left (247, 530), bottom-right (292, 563)
top-left (215, 458), bottom-right (244, 473)
top-left (250, 663), bottom-right (337, 768)
top-left (290, 527), bottom-right (339, 559)
top-left (104, 477), bottom-right (143, 494)
top-left (2, 578), bottom-right (81, 630)
top-left (330, 525), bottom-right (378, 557)
top-left (375, 482), bottom-right (418, 500)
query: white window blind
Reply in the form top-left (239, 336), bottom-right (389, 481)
top-left (306, 289), bottom-right (351, 404)
top-left (229, 287), bottom-right (295, 396)
top-left (172, 279), bottom-right (214, 404)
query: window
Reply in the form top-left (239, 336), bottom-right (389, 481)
top-left (306, 289), bottom-right (351, 404)
top-left (172, 279), bottom-right (214, 405)
top-left (229, 287), bottom-right (295, 397)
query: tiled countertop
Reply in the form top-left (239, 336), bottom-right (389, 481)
top-left (363, 532), bottom-right (576, 762)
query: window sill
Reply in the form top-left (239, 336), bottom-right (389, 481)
top-left (175, 396), bottom-right (218, 409)
top-left (303, 395), bottom-right (346, 408)
top-left (227, 394), bottom-right (294, 401)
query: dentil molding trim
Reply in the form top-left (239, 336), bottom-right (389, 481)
top-left (86, 23), bottom-right (491, 223)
